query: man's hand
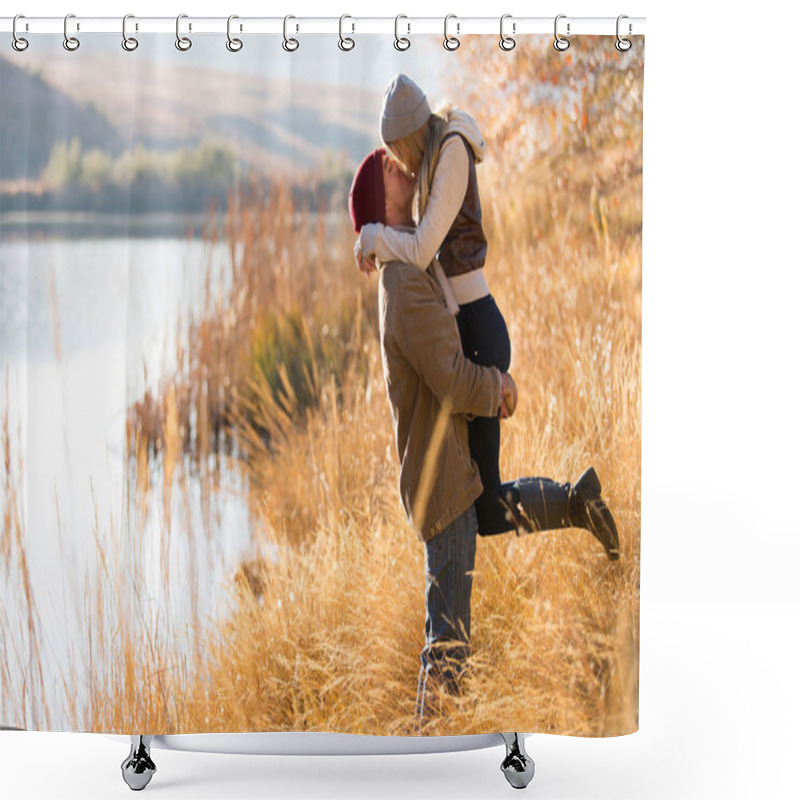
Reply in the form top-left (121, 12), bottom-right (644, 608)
top-left (500, 372), bottom-right (518, 419)
top-left (355, 246), bottom-right (377, 276)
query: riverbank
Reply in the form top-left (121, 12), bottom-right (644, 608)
top-left (0, 210), bottom-right (225, 239)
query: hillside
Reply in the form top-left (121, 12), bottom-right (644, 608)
top-left (0, 52), bottom-right (379, 187)
top-left (0, 57), bottom-right (124, 181)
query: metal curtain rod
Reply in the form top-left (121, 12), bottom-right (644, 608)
top-left (0, 16), bottom-right (646, 37)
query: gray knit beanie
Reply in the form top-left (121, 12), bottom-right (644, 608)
top-left (380, 74), bottom-right (431, 143)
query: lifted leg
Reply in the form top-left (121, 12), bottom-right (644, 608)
top-left (500, 732), bottom-right (535, 789)
top-left (121, 735), bottom-right (157, 791)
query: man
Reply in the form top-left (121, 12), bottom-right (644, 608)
top-left (348, 148), bottom-right (619, 729)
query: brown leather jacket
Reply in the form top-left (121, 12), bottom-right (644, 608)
top-left (378, 259), bottom-right (503, 541)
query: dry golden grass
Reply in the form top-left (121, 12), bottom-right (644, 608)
top-left (1, 134), bottom-right (640, 737)
top-left (169, 141), bottom-right (640, 737)
top-left (1, 403), bottom-right (52, 730)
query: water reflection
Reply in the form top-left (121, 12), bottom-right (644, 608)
top-left (0, 236), bottom-right (258, 729)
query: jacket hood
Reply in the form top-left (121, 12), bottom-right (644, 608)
top-left (446, 108), bottom-right (485, 164)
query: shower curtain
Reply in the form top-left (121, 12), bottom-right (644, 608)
top-left (0, 25), bottom-right (643, 738)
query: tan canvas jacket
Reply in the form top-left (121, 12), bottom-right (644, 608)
top-left (378, 258), bottom-right (503, 542)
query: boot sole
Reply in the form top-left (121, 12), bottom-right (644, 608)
top-left (586, 501), bottom-right (620, 560)
top-left (574, 468), bottom-right (621, 561)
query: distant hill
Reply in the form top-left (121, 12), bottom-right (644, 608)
top-left (1, 57), bottom-right (125, 181)
top-left (0, 53), bottom-right (380, 186)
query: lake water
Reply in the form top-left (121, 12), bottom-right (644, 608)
top-left (0, 233), bottom-right (260, 729)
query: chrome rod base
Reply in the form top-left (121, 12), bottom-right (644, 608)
top-left (116, 731), bottom-right (531, 789)
top-left (500, 732), bottom-right (535, 789)
top-left (121, 735), bottom-right (157, 791)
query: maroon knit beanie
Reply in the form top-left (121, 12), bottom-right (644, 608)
top-left (348, 148), bottom-right (385, 233)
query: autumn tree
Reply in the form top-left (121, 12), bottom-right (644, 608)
top-left (451, 35), bottom-right (644, 173)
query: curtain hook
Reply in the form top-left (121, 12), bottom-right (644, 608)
top-left (122, 14), bottom-right (139, 51)
top-left (338, 14), bottom-right (355, 51)
top-left (615, 15), bottom-right (632, 52)
top-left (283, 15), bottom-right (299, 52)
top-left (443, 14), bottom-right (460, 51)
top-left (394, 14), bottom-right (410, 51)
top-left (553, 14), bottom-right (570, 51)
top-left (176, 13), bottom-right (192, 51)
top-left (12, 14), bottom-right (29, 51)
top-left (63, 13), bottom-right (80, 51)
top-left (226, 15), bottom-right (243, 52)
top-left (499, 14), bottom-right (515, 51)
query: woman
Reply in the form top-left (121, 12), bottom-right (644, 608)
top-left (356, 75), bottom-right (619, 555)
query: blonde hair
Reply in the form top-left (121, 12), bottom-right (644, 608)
top-left (385, 102), bottom-right (454, 223)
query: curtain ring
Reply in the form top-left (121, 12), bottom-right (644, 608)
top-left (226, 15), bottom-right (243, 51)
top-left (122, 14), bottom-right (139, 51)
top-left (12, 14), bottom-right (29, 52)
top-left (283, 15), bottom-right (299, 51)
top-left (553, 14), bottom-right (570, 51)
top-left (176, 13), bottom-right (192, 51)
top-left (338, 14), bottom-right (355, 51)
top-left (615, 14), bottom-right (632, 52)
top-left (63, 14), bottom-right (80, 51)
top-left (394, 15), bottom-right (410, 51)
top-left (443, 14), bottom-right (460, 51)
top-left (499, 14), bottom-right (515, 51)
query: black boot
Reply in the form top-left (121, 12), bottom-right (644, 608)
top-left (509, 467), bottom-right (620, 561)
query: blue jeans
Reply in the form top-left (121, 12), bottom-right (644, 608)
top-left (414, 504), bottom-right (478, 729)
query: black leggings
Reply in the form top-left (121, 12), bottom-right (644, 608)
top-left (456, 294), bottom-right (517, 536)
